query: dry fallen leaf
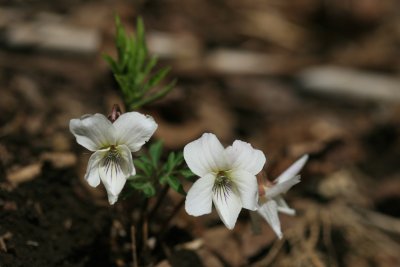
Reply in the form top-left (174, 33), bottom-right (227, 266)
top-left (7, 163), bottom-right (42, 185)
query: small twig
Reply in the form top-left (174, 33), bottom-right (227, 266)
top-left (137, 198), bottom-right (149, 256)
top-left (308, 250), bottom-right (325, 267)
top-left (304, 212), bottom-right (324, 267)
top-left (0, 232), bottom-right (13, 253)
top-left (130, 226), bottom-right (138, 267)
top-left (0, 237), bottom-right (7, 252)
top-left (353, 206), bottom-right (400, 234)
top-left (307, 216), bottom-right (320, 249)
top-left (142, 218), bottom-right (149, 254)
top-left (254, 238), bottom-right (285, 267)
top-left (321, 211), bottom-right (338, 267)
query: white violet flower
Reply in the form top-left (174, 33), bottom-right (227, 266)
top-left (257, 154), bottom-right (308, 238)
top-left (69, 111), bottom-right (157, 205)
top-left (184, 133), bottom-right (266, 229)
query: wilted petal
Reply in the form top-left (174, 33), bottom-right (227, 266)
top-left (230, 169), bottom-right (258, 211)
top-left (225, 140), bottom-right (266, 175)
top-left (275, 155), bottom-right (308, 184)
top-left (184, 133), bottom-right (227, 177)
top-left (257, 200), bottom-right (282, 239)
top-left (213, 185), bottom-right (242, 230)
top-left (85, 149), bottom-right (108, 187)
top-left (70, 114), bottom-right (115, 151)
top-left (113, 112), bottom-right (157, 152)
top-left (265, 175), bottom-right (300, 199)
top-left (275, 196), bottom-right (296, 216)
top-left (99, 145), bottom-right (135, 205)
top-left (185, 173), bottom-right (215, 216)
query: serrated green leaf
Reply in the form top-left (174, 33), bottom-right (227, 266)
top-left (144, 67), bottom-right (170, 91)
top-left (132, 79), bottom-right (176, 109)
top-left (174, 152), bottom-right (184, 165)
top-left (149, 141), bottom-right (163, 168)
top-left (166, 175), bottom-right (185, 195)
top-left (180, 169), bottom-right (195, 179)
top-left (115, 16), bottom-right (127, 64)
top-left (127, 174), bottom-right (144, 180)
top-left (140, 155), bottom-right (153, 167)
top-left (165, 152), bottom-right (176, 173)
top-left (134, 18), bottom-right (146, 76)
top-left (159, 151), bottom-right (184, 176)
top-left (102, 54), bottom-right (118, 73)
top-left (133, 158), bottom-right (153, 177)
top-left (129, 178), bottom-right (156, 197)
top-left (136, 17), bottom-right (147, 53)
top-left (104, 15), bottom-right (176, 110)
top-left (141, 56), bottom-right (158, 84)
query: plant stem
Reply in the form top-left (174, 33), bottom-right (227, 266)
top-left (130, 225), bottom-right (138, 267)
top-left (142, 218), bottom-right (148, 255)
top-left (148, 185), bottom-right (170, 220)
top-left (137, 197), bottom-right (149, 257)
top-left (159, 197), bottom-right (185, 238)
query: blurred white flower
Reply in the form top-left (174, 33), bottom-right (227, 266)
top-left (184, 133), bottom-right (266, 229)
top-left (257, 155), bottom-right (308, 238)
top-left (69, 112), bottom-right (157, 204)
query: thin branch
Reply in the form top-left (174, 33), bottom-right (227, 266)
top-left (130, 225), bottom-right (138, 267)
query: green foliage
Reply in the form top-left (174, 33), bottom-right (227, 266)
top-left (128, 176), bottom-right (156, 197)
top-left (158, 152), bottom-right (186, 195)
top-left (103, 16), bottom-right (176, 110)
top-left (126, 141), bottom-right (195, 197)
top-left (104, 15), bottom-right (194, 200)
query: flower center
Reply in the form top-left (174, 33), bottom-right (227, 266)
top-left (102, 146), bottom-right (122, 178)
top-left (213, 171), bottom-right (233, 200)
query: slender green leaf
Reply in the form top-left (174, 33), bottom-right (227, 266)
top-left (133, 158), bottom-right (152, 177)
top-left (149, 141), bottom-right (163, 168)
top-left (180, 169), bottom-right (195, 179)
top-left (104, 15), bottom-right (175, 112)
top-left (145, 67), bottom-right (171, 91)
top-left (129, 178), bottom-right (156, 197)
top-left (166, 175), bottom-right (185, 195)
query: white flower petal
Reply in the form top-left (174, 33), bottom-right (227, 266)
top-left (212, 185), bottom-right (242, 230)
top-left (275, 154), bottom-right (308, 184)
top-left (113, 112), bottom-right (157, 152)
top-left (184, 133), bottom-right (227, 177)
top-left (185, 173), bottom-right (215, 216)
top-left (117, 144), bottom-right (136, 177)
top-left (229, 169), bottom-right (258, 211)
top-left (275, 196), bottom-right (296, 216)
top-left (265, 175), bottom-right (300, 199)
top-left (69, 114), bottom-right (115, 151)
top-left (257, 200), bottom-right (282, 239)
top-left (225, 140), bottom-right (266, 175)
top-left (99, 145), bottom-right (135, 205)
top-left (107, 194), bottom-right (119, 205)
top-left (85, 149), bottom-right (108, 187)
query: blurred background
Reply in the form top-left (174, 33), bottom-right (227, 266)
top-left (1, 0), bottom-right (400, 266)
